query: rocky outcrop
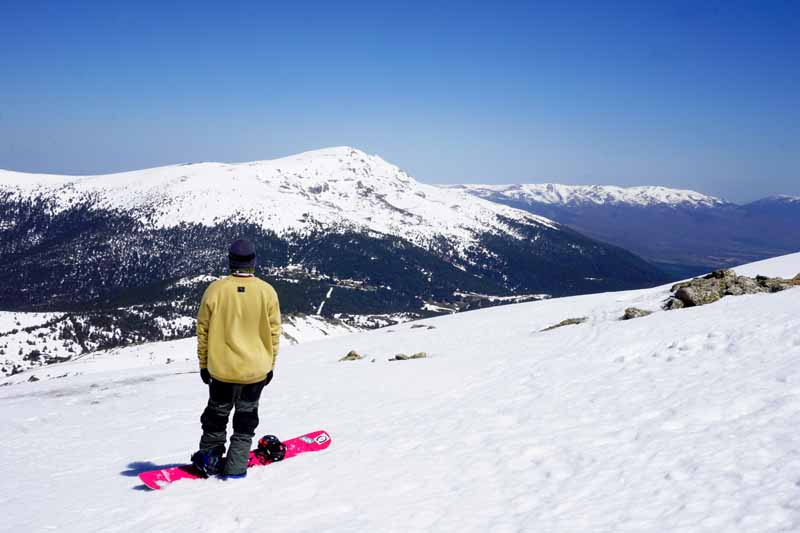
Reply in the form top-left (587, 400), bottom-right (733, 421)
top-left (622, 308), bottom-right (653, 320)
top-left (665, 269), bottom-right (798, 309)
top-left (339, 350), bottom-right (363, 362)
top-left (389, 352), bottom-right (428, 361)
top-left (674, 282), bottom-right (724, 307)
top-left (662, 298), bottom-right (684, 310)
top-left (757, 275), bottom-right (796, 293)
top-left (724, 275), bottom-right (763, 296)
top-left (541, 317), bottom-right (588, 331)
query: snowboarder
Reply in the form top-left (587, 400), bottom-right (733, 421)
top-left (192, 239), bottom-right (281, 479)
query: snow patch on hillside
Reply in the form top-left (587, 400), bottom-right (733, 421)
top-left (281, 314), bottom-right (357, 344)
top-left (170, 275), bottom-right (220, 289)
top-left (0, 311), bottom-right (63, 333)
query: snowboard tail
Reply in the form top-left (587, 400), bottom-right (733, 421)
top-left (138, 430), bottom-right (331, 490)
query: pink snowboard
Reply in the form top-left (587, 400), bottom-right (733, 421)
top-left (138, 430), bottom-right (331, 490)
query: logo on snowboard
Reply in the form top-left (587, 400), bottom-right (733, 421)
top-left (300, 433), bottom-right (329, 445)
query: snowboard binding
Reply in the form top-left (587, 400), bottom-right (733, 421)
top-left (191, 445), bottom-right (226, 477)
top-left (255, 435), bottom-right (286, 464)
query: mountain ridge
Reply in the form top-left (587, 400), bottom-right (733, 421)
top-left (453, 182), bottom-right (800, 273)
top-left (1, 147), bottom-right (559, 256)
top-left (450, 183), bottom-right (731, 208)
top-left (0, 147), bottom-right (668, 368)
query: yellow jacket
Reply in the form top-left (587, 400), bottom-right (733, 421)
top-left (197, 275), bottom-right (281, 384)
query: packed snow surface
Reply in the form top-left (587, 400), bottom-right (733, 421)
top-left (1, 253), bottom-right (799, 532)
top-left (0, 147), bottom-right (557, 253)
top-left (451, 183), bottom-right (728, 208)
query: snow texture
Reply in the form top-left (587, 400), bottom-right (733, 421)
top-left (1, 253), bottom-right (799, 532)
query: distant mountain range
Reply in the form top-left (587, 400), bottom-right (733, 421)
top-left (0, 148), bottom-right (667, 372)
top-left (450, 184), bottom-right (800, 278)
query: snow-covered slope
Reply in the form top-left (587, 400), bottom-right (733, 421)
top-left (0, 147), bottom-right (556, 254)
top-left (1, 253), bottom-right (798, 532)
top-left (728, 253), bottom-right (800, 278)
top-left (450, 183), bottom-right (729, 208)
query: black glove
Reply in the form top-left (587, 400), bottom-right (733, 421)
top-left (200, 368), bottom-right (211, 385)
top-left (265, 370), bottom-right (273, 386)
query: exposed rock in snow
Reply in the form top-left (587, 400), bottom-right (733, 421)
top-left (622, 307), bottom-right (653, 320)
top-left (339, 350), bottom-right (363, 362)
top-left (541, 316), bottom-right (588, 331)
top-left (389, 351), bottom-right (428, 361)
top-left (669, 269), bottom-right (799, 308)
top-left (662, 297), bottom-right (685, 311)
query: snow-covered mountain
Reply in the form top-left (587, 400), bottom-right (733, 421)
top-left (752, 194), bottom-right (800, 204)
top-left (0, 148), bottom-right (667, 370)
top-left (450, 183), bottom-right (729, 208)
top-left (2, 147), bottom-right (559, 254)
top-left (744, 195), bottom-right (800, 214)
top-left (453, 183), bottom-right (800, 276)
top-left (1, 252), bottom-right (798, 532)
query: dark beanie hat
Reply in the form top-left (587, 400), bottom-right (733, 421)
top-left (229, 239), bottom-right (256, 270)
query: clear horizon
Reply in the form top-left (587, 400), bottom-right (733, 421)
top-left (1, 1), bottom-right (798, 203)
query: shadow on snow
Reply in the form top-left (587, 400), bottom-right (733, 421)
top-left (122, 460), bottom-right (188, 491)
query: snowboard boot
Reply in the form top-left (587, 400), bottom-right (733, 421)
top-left (191, 445), bottom-right (226, 477)
top-left (254, 435), bottom-right (286, 464)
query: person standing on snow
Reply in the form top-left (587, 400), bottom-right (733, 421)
top-left (191, 239), bottom-right (281, 479)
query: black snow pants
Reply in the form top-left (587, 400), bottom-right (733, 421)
top-left (199, 374), bottom-right (270, 475)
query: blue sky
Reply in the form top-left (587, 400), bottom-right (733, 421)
top-left (1, 1), bottom-right (798, 202)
